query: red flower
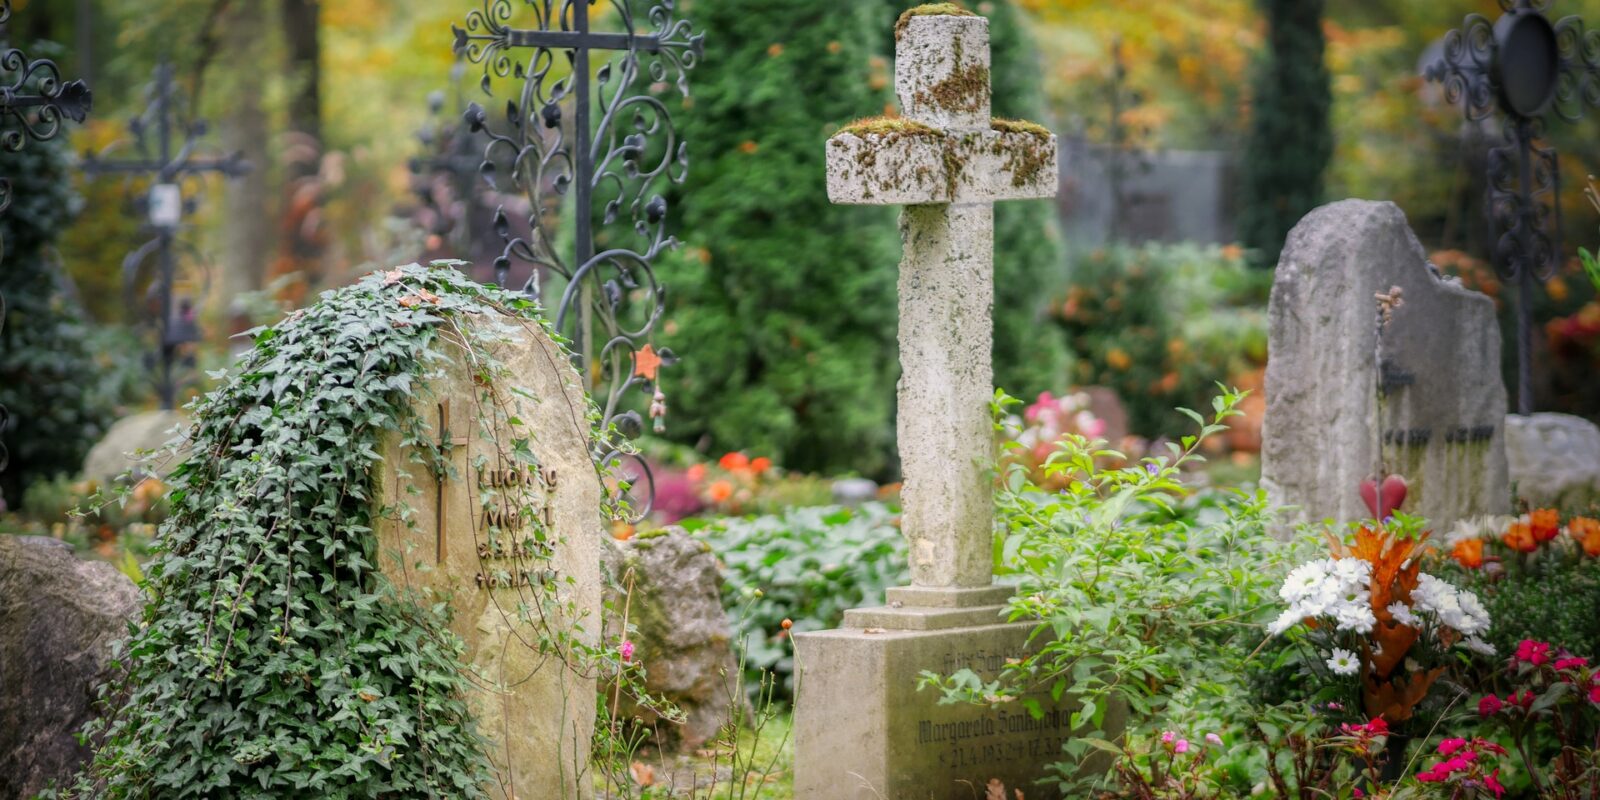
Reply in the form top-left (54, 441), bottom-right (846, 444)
top-left (718, 451), bottom-right (750, 471)
top-left (1554, 656), bottom-right (1589, 671)
top-left (1437, 738), bottom-right (1467, 755)
top-left (1478, 694), bottom-right (1503, 717)
top-left (1530, 508), bottom-right (1561, 542)
top-left (1515, 639), bottom-right (1552, 666)
top-left (1484, 769), bottom-right (1506, 798)
top-left (749, 456), bottom-right (772, 474)
top-left (1505, 690), bottom-right (1535, 710)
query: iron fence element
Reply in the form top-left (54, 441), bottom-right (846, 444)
top-left (0, 0), bottom-right (93, 475)
top-left (452, 0), bottom-right (702, 519)
top-left (1426, 0), bottom-right (1600, 415)
top-left (80, 63), bottom-right (248, 411)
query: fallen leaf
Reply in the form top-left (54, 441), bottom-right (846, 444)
top-left (629, 761), bottom-right (655, 787)
top-left (398, 295), bottom-right (421, 308)
top-left (985, 779), bottom-right (1006, 800)
top-left (382, 268), bottom-right (405, 286)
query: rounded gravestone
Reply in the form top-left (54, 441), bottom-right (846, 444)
top-left (81, 409), bottom-right (188, 487)
top-left (374, 315), bottom-right (605, 800)
top-left (1505, 412), bottom-right (1600, 508)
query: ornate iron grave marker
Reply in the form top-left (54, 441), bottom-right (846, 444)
top-left (0, 0), bottom-right (92, 474)
top-left (80, 63), bottom-right (248, 411)
top-left (408, 61), bottom-right (498, 263)
top-left (1425, 0), bottom-right (1600, 414)
top-left (452, 0), bottom-right (702, 519)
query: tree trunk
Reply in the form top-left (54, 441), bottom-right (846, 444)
top-left (281, 0), bottom-right (321, 157)
top-left (218, 0), bottom-right (272, 324)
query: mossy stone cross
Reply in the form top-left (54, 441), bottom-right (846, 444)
top-left (825, 10), bottom-right (1057, 591)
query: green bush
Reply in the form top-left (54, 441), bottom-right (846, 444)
top-left (0, 104), bottom-right (115, 507)
top-left (1053, 244), bottom-right (1269, 437)
top-left (685, 502), bottom-right (907, 701)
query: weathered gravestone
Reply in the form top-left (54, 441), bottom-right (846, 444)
top-left (1262, 200), bottom-right (1510, 530)
top-left (1505, 412), bottom-right (1600, 508)
top-left (798, 9), bottom-right (1087, 799)
top-left (374, 316), bottom-right (605, 800)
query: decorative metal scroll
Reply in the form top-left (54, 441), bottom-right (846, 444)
top-left (1425, 0), bottom-right (1600, 414)
top-left (80, 63), bottom-right (248, 411)
top-left (452, 0), bottom-right (702, 519)
top-left (0, 0), bottom-right (93, 474)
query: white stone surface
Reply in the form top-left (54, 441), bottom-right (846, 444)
top-left (1505, 412), bottom-right (1600, 506)
top-left (897, 14), bottom-right (990, 130)
top-left (1261, 200), bottom-right (1510, 531)
top-left (825, 128), bottom-right (1057, 206)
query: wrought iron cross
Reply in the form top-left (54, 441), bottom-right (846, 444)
top-left (452, 0), bottom-right (702, 520)
top-left (432, 399), bottom-right (469, 563)
top-left (1425, 0), bottom-right (1600, 414)
top-left (0, 0), bottom-right (92, 475)
top-left (80, 63), bottom-right (249, 411)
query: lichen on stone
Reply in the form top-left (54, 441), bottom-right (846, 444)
top-left (895, 3), bottom-right (977, 39)
top-left (915, 60), bottom-right (989, 114)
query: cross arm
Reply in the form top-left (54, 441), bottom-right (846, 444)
top-left (80, 151), bottom-right (251, 179)
top-left (825, 118), bottom-right (1057, 206)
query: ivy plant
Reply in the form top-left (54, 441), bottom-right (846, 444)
top-left (63, 262), bottom-right (624, 798)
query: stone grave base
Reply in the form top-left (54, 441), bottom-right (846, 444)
top-left (794, 586), bottom-right (1104, 800)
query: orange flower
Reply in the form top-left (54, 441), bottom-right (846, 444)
top-left (1530, 509), bottom-right (1561, 542)
top-left (749, 456), bottom-right (772, 475)
top-left (1502, 521), bottom-right (1538, 553)
top-left (719, 452), bottom-right (750, 471)
top-left (686, 463), bottom-right (707, 483)
top-left (1451, 538), bottom-right (1484, 569)
top-left (1106, 347), bottom-right (1132, 371)
top-left (1570, 516), bottom-right (1600, 557)
top-left (707, 480), bottom-right (734, 503)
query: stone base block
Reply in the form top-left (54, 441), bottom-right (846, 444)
top-left (794, 617), bottom-right (1085, 800)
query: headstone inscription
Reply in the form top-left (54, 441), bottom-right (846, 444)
top-left (797, 10), bottom-right (1092, 799)
top-left (374, 315), bottom-right (604, 800)
top-left (1261, 200), bottom-right (1510, 531)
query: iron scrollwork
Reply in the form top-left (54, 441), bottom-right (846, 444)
top-left (453, 0), bottom-right (702, 520)
top-left (1425, 0), bottom-right (1600, 414)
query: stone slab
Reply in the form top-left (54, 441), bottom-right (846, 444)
top-left (794, 621), bottom-right (1108, 800)
top-left (825, 128), bottom-right (1058, 207)
top-left (374, 316), bottom-right (604, 800)
top-left (887, 584), bottom-right (1014, 608)
top-left (843, 603), bottom-right (1009, 631)
top-left (1261, 200), bottom-right (1510, 530)
top-left (1505, 412), bottom-right (1600, 507)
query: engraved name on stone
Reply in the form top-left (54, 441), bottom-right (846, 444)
top-left (472, 465), bottom-right (559, 590)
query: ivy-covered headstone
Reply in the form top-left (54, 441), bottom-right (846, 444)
top-left (68, 264), bottom-right (611, 799)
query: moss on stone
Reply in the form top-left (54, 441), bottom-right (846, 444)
top-left (895, 3), bottom-right (977, 39)
top-left (916, 61), bottom-right (989, 115)
top-left (991, 118), bottom-right (1051, 138)
top-left (837, 116), bottom-right (940, 138)
top-left (992, 127), bottom-right (1053, 189)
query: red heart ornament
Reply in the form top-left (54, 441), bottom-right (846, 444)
top-left (1359, 475), bottom-right (1409, 520)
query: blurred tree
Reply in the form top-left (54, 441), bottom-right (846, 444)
top-left (0, 114), bottom-right (116, 506)
top-left (220, 0), bottom-right (273, 317)
top-left (1237, 0), bottom-right (1332, 266)
top-left (660, 1), bottom-right (901, 477)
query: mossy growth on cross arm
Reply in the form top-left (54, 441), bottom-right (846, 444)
top-left (836, 115), bottom-right (940, 138)
top-left (992, 117), bottom-right (1052, 138)
top-left (895, 3), bottom-right (978, 39)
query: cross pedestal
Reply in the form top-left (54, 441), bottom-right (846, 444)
top-left (794, 12), bottom-right (1097, 800)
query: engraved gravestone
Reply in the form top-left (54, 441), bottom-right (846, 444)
top-left (796, 9), bottom-right (1097, 799)
top-left (374, 315), bottom-right (605, 800)
top-left (1261, 200), bottom-right (1511, 530)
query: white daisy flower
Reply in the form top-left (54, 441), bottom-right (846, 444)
top-left (1460, 637), bottom-right (1496, 656)
top-left (1334, 602), bottom-right (1376, 634)
top-left (1386, 601), bottom-right (1420, 627)
top-left (1268, 608), bottom-right (1303, 636)
top-left (1327, 648), bottom-right (1360, 676)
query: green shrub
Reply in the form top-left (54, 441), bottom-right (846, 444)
top-left (1053, 245), bottom-right (1269, 437)
top-left (685, 502), bottom-right (907, 700)
top-left (0, 105), bottom-right (115, 507)
top-left (921, 389), bottom-right (1312, 796)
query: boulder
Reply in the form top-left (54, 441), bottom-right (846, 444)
top-left (605, 528), bottom-right (742, 750)
top-left (0, 536), bottom-right (142, 797)
top-left (81, 410), bottom-right (188, 487)
top-left (1505, 413), bottom-right (1600, 508)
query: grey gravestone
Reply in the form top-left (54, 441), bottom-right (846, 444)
top-left (800, 11), bottom-right (1095, 799)
top-left (373, 315), bottom-right (605, 800)
top-left (1262, 200), bottom-right (1510, 530)
top-left (1505, 413), bottom-right (1600, 507)
top-left (0, 536), bottom-right (141, 798)
top-left (81, 410), bottom-right (188, 487)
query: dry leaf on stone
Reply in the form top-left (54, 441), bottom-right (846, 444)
top-left (381, 268), bottom-right (405, 286)
top-left (985, 779), bottom-right (1006, 800)
top-left (629, 761), bottom-right (655, 787)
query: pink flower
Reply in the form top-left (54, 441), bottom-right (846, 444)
top-left (1555, 656), bottom-right (1590, 671)
top-left (1589, 684), bottom-right (1600, 705)
top-left (1438, 738), bottom-right (1468, 755)
top-left (620, 640), bottom-right (635, 663)
top-left (1484, 769), bottom-right (1506, 798)
top-left (1174, 739), bottom-right (1190, 754)
top-left (1353, 788), bottom-right (1365, 798)
top-left (1160, 730), bottom-right (1175, 744)
top-left (1478, 694), bottom-right (1503, 716)
top-left (1516, 639), bottom-right (1552, 666)
top-left (1205, 733), bottom-right (1223, 746)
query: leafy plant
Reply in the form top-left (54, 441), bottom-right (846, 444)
top-left (920, 387), bottom-right (1309, 795)
top-left (62, 262), bottom-right (631, 798)
top-left (683, 502), bottom-right (907, 701)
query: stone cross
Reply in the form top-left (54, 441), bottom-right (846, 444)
top-left (825, 11), bottom-right (1057, 591)
top-left (431, 399), bottom-right (469, 562)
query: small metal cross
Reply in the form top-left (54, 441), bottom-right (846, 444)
top-left (79, 62), bottom-right (249, 410)
top-left (1425, 0), bottom-right (1600, 414)
top-left (433, 399), bottom-right (470, 563)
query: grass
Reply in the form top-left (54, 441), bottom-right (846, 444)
top-left (594, 712), bottom-right (795, 799)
